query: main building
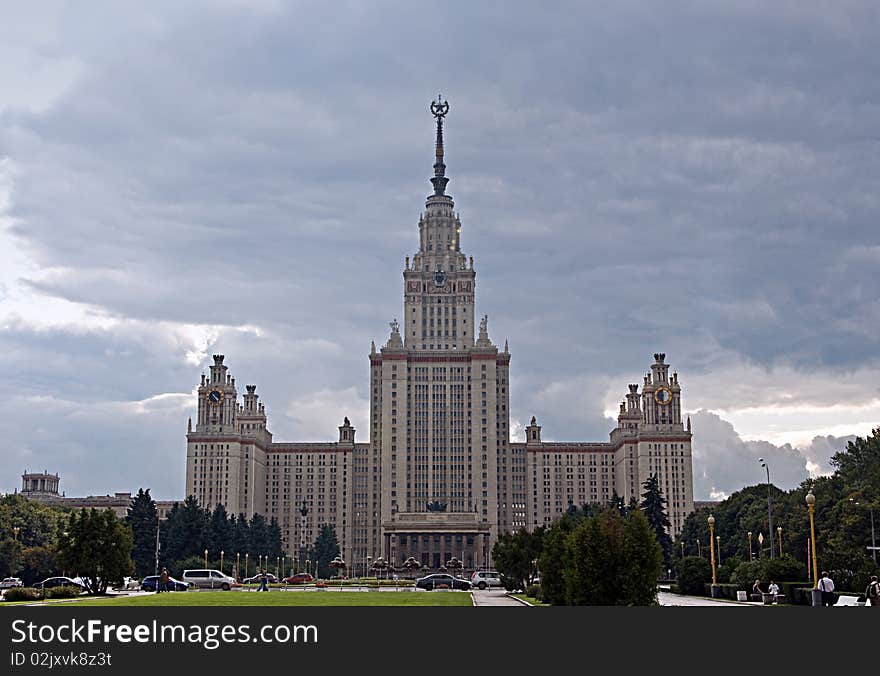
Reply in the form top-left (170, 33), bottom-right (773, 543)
top-left (185, 100), bottom-right (694, 573)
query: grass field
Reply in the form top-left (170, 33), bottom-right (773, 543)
top-left (62, 591), bottom-right (474, 607)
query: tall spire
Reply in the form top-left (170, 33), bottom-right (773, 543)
top-left (430, 95), bottom-right (450, 196)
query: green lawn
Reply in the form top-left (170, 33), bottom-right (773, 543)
top-left (63, 591), bottom-right (474, 607)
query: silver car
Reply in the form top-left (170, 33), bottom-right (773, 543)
top-left (181, 569), bottom-right (236, 590)
top-left (470, 571), bottom-right (504, 590)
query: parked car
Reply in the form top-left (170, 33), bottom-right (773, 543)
top-left (242, 573), bottom-right (278, 584)
top-left (415, 574), bottom-right (471, 591)
top-left (0, 577), bottom-right (23, 589)
top-left (33, 577), bottom-right (85, 590)
top-left (471, 570), bottom-right (504, 590)
top-left (283, 573), bottom-right (314, 584)
top-left (141, 575), bottom-right (191, 592)
top-left (181, 569), bottom-right (236, 590)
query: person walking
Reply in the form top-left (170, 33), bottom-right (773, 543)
top-left (818, 571), bottom-right (835, 606)
top-left (158, 567), bottom-right (169, 593)
top-left (767, 580), bottom-right (780, 603)
top-left (866, 575), bottom-right (880, 607)
top-left (258, 568), bottom-right (269, 592)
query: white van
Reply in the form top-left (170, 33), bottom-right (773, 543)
top-left (471, 570), bottom-right (504, 590)
top-left (182, 569), bottom-right (235, 590)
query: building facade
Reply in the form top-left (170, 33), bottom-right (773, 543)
top-left (18, 471), bottom-right (176, 520)
top-left (185, 101), bottom-right (694, 573)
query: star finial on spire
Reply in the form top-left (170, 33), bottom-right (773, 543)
top-left (429, 96), bottom-right (450, 196)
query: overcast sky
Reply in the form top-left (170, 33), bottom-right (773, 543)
top-left (1, 1), bottom-right (878, 501)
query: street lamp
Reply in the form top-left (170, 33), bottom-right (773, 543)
top-left (708, 515), bottom-right (717, 587)
top-left (204, 548), bottom-right (208, 569)
top-left (220, 550), bottom-right (224, 575)
top-left (758, 458), bottom-right (776, 558)
top-left (758, 532), bottom-right (764, 558)
top-left (716, 535), bottom-right (721, 565)
top-left (236, 552), bottom-right (240, 581)
top-left (806, 491), bottom-right (820, 607)
top-left (747, 531), bottom-right (753, 562)
top-left (777, 527), bottom-right (783, 556)
top-left (696, 538), bottom-right (701, 558)
top-left (680, 540), bottom-right (685, 559)
top-left (245, 552), bottom-right (249, 579)
top-left (13, 526), bottom-right (20, 542)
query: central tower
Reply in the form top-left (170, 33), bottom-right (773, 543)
top-left (404, 96), bottom-right (476, 352)
top-left (363, 99), bottom-right (511, 571)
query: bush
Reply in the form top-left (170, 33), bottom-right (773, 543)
top-left (44, 585), bottom-right (82, 599)
top-left (676, 556), bottom-right (711, 595)
top-left (730, 560), bottom-right (763, 589)
top-left (762, 554), bottom-right (806, 582)
top-left (525, 584), bottom-right (541, 600)
top-left (717, 556), bottom-right (743, 584)
top-left (3, 587), bottom-right (41, 602)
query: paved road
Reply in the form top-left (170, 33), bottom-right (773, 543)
top-left (657, 591), bottom-right (751, 607)
top-left (471, 589), bottom-right (524, 606)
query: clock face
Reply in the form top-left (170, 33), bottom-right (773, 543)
top-left (207, 389), bottom-right (223, 404)
top-left (434, 270), bottom-right (447, 287)
top-left (654, 386), bottom-right (672, 405)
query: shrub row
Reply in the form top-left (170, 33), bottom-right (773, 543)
top-left (3, 586), bottom-right (82, 602)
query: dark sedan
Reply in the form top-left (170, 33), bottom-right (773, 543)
top-left (141, 575), bottom-right (191, 592)
top-left (415, 574), bottom-right (471, 591)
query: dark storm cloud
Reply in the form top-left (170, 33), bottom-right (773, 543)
top-left (1, 1), bottom-right (879, 499)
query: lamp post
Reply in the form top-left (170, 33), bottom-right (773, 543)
top-left (758, 458), bottom-right (776, 558)
top-left (697, 539), bottom-right (701, 558)
top-left (747, 531), bottom-right (753, 562)
top-left (236, 552), bottom-right (240, 581)
top-left (716, 535), bottom-right (721, 565)
top-left (245, 552), bottom-right (249, 580)
top-left (220, 550), bottom-right (224, 575)
top-left (204, 548), bottom-right (208, 569)
top-left (680, 540), bottom-right (685, 559)
top-left (806, 491), bottom-right (820, 607)
top-left (12, 526), bottom-right (20, 542)
top-left (777, 527), bottom-right (783, 557)
top-left (758, 532), bottom-right (764, 559)
top-left (708, 516), bottom-right (717, 590)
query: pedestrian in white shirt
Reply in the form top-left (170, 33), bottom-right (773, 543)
top-left (818, 572), bottom-right (835, 606)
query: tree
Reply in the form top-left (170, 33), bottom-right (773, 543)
top-left (20, 546), bottom-right (58, 586)
top-left (248, 513), bottom-right (271, 558)
top-left (231, 514), bottom-right (249, 556)
top-left (0, 494), bottom-right (67, 549)
top-left (676, 556), bottom-right (711, 595)
top-left (539, 512), bottom-right (582, 605)
top-left (640, 474), bottom-right (673, 569)
top-left (207, 503), bottom-right (232, 557)
top-left (312, 525), bottom-right (340, 579)
top-left (0, 538), bottom-right (22, 578)
top-left (58, 509), bottom-right (133, 594)
top-left (623, 508), bottom-right (663, 605)
top-left (164, 496), bottom-right (206, 563)
top-left (268, 518), bottom-right (283, 559)
top-left (492, 527), bottom-right (543, 590)
top-left (127, 488), bottom-right (158, 577)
